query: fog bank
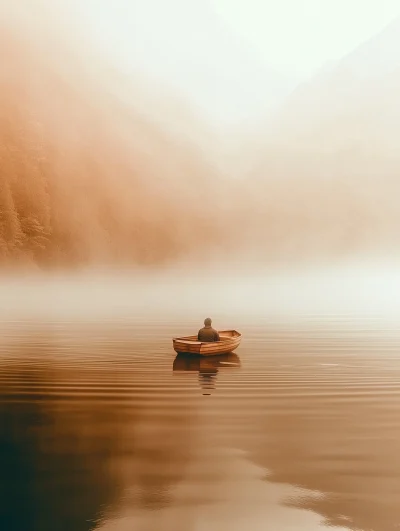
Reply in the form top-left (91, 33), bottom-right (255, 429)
top-left (1, 2), bottom-right (400, 270)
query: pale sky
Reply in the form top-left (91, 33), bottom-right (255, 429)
top-left (212, 0), bottom-right (400, 77)
top-left (80, 0), bottom-right (400, 77)
top-left (73, 0), bottom-right (400, 123)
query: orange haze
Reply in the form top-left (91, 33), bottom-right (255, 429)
top-left (1, 1), bottom-right (399, 270)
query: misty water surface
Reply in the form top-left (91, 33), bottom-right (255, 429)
top-left (1, 276), bottom-right (400, 531)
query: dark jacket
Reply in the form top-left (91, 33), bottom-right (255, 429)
top-left (198, 326), bottom-right (220, 342)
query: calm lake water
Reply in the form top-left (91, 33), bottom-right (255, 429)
top-left (1, 275), bottom-right (400, 531)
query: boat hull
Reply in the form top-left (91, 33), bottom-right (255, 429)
top-left (172, 330), bottom-right (241, 356)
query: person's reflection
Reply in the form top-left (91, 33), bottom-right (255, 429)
top-left (172, 353), bottom-right (241, 395)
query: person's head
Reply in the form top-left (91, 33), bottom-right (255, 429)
top-left (204, 317), bottom-right (212, 327)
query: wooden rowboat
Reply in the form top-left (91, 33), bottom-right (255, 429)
top-left (172, 330), bottom-right (241, 357)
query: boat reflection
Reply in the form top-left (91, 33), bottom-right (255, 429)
top-left (172, 353), bottom-right (241, 395)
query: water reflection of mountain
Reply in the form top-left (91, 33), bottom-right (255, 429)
top-left (0, 339), bottom-right (196, 531)
top-left (0, 363), bottom-right (120, 531)
top-left (172, 353), bottom-right (241, 395)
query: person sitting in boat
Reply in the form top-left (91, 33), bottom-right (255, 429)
top-left (198, 318), bottom-right (220, 342)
